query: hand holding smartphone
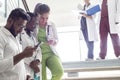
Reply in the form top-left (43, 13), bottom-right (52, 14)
top-left (34, 41), bottom-right (41, 48)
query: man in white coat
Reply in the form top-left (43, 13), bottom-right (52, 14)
top-left (79, 0), bottom-right (98, 60)
top-left (0, 8), bottom-right (36, 80)
top-left (98, 0), bottom-right (120, 59)
top-left (19, 12), bottom-right (42, 80)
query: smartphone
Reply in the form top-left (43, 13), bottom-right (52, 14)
top-left (34, 41), bottom-right (41, 48)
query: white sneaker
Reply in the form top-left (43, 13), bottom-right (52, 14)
top-left (117, 56), bottom-right (120, 59)
top-left (85, 58), bottom-right (93, 61)
top-left (96, 58), bottom-right (102, 60)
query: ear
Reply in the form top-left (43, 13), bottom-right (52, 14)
top-left (7, 18), bottom-right (14, 25)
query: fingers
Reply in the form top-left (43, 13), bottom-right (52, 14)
top-left (26, 46), bottom-right (36, 51)
top-left (32, 47), bottom-right (37, 51)
top-left (35, 59), bottom-right (40, 65)
top-left (22, 46), bottom-right (37, 58)
top-left (30, 61), bottom-right (40, 73)
top-left (30, 60), bottom-right (40, 67)
top-left (48, 40), bottom-right (54, 45)
top-left (34, 67), bottom-right (40, 73)
top-left (26, 75), bottom-right (31, 80)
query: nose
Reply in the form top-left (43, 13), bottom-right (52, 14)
top-left (18, 27), bottom-right (24, 33)
top-left (20, 26), bottom-right (25, 29)
top-left (42, 18), bottom-right (47, 23)
top-left (44, 19), bottom-right (47, 23)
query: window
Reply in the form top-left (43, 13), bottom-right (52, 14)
top-left (56, 26), bottom-right (116, 62)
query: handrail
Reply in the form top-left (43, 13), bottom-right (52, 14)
top-left (63, 59), bottom-right (120, 70)
top-left (64, 66), bottom-right (120, 72)
top-left (22, 0), bottom-right (29, 12)
top-left (62, 76), bottom-right (120, 80)
top-left (63, 59), bottom-right (120, 78)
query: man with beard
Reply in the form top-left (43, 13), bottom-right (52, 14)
top-left (0, 8), bottom-right (36, 80)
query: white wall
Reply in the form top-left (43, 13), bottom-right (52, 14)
top-left (26, 0), bottom-right (98, 27)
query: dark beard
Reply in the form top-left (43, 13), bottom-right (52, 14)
top-left (25, 28), bottom-right (31, 37)
top-left (9, 25), bottom-right (17, 37)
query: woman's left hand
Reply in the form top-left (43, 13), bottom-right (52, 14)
top-left (47, 40), bottom-right (56, 46)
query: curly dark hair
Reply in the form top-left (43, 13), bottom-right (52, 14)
top-left (8, 8), bottom-right (30, 21)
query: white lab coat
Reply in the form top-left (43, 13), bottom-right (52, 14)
top-left (46, 21), bottom-right (59, 56)
top-left (33, 21), bottom-right (59, 56)
top-left (97, 0), bottom-right (120, 33)
top-left (18, 30), bottom-right (42, 79)
top-left (0, 27), bottom-right (26, 80)
top-left (35, 22), bottom-right (58, 56)
top-left (79, 4), bottom-right (98, 41)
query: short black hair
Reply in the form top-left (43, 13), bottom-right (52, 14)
top-left (34, 3), bottom-right (50, 15)
top-left (8, 8), bottom-right (30, 21)
top-left (27, 12), bottom-right (36, 21)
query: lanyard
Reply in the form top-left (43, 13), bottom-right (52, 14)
top-left (47, 25), bottom-right (50, 35)
top-left (83, 3), bottom-right (91, 10)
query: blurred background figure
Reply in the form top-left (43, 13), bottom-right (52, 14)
top-left (79, 0), bottom-right (98, 60)
top-left (98, 0), bottom-right (120, 59)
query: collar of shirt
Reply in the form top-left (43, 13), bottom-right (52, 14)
top-left (21, 29), bottom-right (34, 37)
top-left (1, 27), bottom-right (14, 37)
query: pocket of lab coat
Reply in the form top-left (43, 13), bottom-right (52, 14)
top-left (116, 23), bottom-right (120, 33)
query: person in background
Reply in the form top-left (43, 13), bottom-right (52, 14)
top-left (19, 12), bottom-right (42, 80)
top-left (79, 0), bottom-right (98, 60)
top-left (34, 3), bottom-right (64, 80)
top-left (0, 8), bottom-right (36, 80)
top-left (98, 0), bottom-right (120, 59)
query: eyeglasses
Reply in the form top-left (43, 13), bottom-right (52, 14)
top-left (19, 26), bottom-right (26, 29)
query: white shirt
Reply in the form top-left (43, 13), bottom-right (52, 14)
top-left (0, 27), bottom-right (26, 80)
top-left (19, 29), bottom-right (42, 79)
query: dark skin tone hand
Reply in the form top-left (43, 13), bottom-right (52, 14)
top-left (29, 59), bottom-right (40, 73)
top-left (14, 46), bottom-right (36, 65)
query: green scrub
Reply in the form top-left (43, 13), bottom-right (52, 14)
top-left (38, 27), bottom-right (63, 80)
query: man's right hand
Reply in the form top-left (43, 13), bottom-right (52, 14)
top-left (21, 46), bottom-right (36, 58)
top-left (14, 46), bottom-right (36, 65)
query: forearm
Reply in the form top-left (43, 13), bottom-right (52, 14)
top-left (14, 46), bottom-right (36, 65)
top-left (14, 52), bottom-right (25, 65)
top-left (81, 13), bottom-right (92, 19)
top-left (86, 15), bottom-right (92, 19)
